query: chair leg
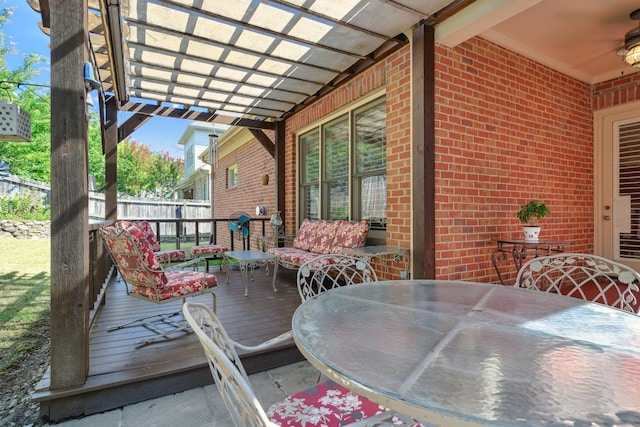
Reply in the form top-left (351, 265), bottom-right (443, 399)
top-left (108, 310), bottom-right (191, 348)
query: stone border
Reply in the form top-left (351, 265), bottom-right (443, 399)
top-left (0, 219), bottom-right (50, 239)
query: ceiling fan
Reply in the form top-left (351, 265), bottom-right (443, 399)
top-left (617, 9), bottom-right (640, 67)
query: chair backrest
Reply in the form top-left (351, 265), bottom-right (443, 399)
top-left (136, 220), bottom-right (162, 252)
top-left (297, 254), bottom-right (378, 302)
top-left (100, 221), bottom-right (168, 295)
top-left (182, 302), bottom-right (275, 427)
top-left (515, 253), bottom-right (640, 314)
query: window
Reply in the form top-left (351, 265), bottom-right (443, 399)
top-left (298, 97), bottom-right (386, 243)
top-left (227, 164), bottom-right (238, 189)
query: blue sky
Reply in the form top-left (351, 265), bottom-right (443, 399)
top-left (4, 0), bottom-right (188, 159)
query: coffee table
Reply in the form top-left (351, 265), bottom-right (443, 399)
top-left (223, 250), bottom-right (278, 297)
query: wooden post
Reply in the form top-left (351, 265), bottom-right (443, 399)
top-left (50, 0), bottom-right (90, 388)
top-left (411, 22), bottom-right (436, 279)
top-left (275, 121), bottom-right (285, 222)
top-left (104, 96), bottom-right (118, 222)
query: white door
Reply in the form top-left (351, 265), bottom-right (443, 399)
top-left (595, 101), bottom-right (640, 271)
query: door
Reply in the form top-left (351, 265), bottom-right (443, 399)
top-left (595, 101), bottom-right (640, 271)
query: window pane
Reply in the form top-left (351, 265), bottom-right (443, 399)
top-left (328, 179), bottom-right (348, 220)
top-left (324, 117), bottom-right (349, 179)
top-left (301, 130), bottom-right (319, 185)
top-left (361, 175), bottom-right (386, 225)
top-left (301, 183), bottom-right (319, 220)
top-left (356, 102), bottom-right (386, 174)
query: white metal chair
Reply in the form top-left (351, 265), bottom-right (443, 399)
top-left (100, 220), bottom-right (218, 347)
top-left (183, 302), bottom-right (429, 427)
top-left (296, 254), bottom-right (378, 302)
top-left (515, 253), bottom-right (640, 314)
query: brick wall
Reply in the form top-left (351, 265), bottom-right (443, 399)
top-left (213, 131), bottom-right (275, 249)
top-left (592, 72), bottom-right (640, 110)
top-left (281, 35), bottom-right (636, 284)
top-left (435, 37), bottom-right (594, 283)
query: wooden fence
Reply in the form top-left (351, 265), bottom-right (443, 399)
top-left (1, 174), bottom-right (212, 236)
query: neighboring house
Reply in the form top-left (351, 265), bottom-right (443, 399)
top-left (175, 122), bottom-right (229, 200)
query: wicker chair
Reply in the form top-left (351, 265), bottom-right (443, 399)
top-left (100, 220), bottom-right (218, 347)
top-left (296, 254), bottom-right (378, 303)
top-left (515, 253), bottom-right (640, 314)
top-left (182, 302), bottom-right (426, 427)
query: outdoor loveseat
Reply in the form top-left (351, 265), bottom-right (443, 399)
top-left (267, 219), bottom-right (369, 274)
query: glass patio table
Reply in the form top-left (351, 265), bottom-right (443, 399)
top-left (292, 280), bottom-right (640, 426)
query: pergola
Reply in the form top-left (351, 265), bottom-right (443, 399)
top-left (28, 0), bottom-right (471, 402)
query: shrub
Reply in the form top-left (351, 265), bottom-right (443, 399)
top-left (0, 194), bottom-right (50, 221)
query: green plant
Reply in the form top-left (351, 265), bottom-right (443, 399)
top-left (0, 194), bottom-right (50, 220)
top-left (516, 200), bottom-right (549, 225)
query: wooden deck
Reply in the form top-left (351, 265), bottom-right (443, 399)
top-left (33, 264), bottom-right (304, 422)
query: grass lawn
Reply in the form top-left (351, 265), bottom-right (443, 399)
top-left (0, 235), bottom-right (50, 373)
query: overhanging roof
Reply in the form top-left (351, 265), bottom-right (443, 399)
top-left (30, 0), bottom-right (472, 129)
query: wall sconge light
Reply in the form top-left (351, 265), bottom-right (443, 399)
top-left (0, 100), bottom-right (31, 142)
top-left (620, 9), bottom-right (640, 67)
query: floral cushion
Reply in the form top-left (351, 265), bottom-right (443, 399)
top-left (129, 270), bottom-right (217, 303)
top-left (190, 244), bottom-right (229, 256)
top-left (307, 220), bottom-right (341, 255)
top-left (267, 379), bottom-right (387, 427)
top-left (268, 247), bottom-right (320, 267)
top-left (155, 249), bottom-right (186, 263)
top-left (293, 219), bottom-right (318, 251)
top-left (102, 221), bottom-right (169, 290)
top-left (136, 220), bottom-right (162, 251)
top-left (137, 220), bottom-right (185, 263)
top-left (330, 220), bottom-right (370, 253)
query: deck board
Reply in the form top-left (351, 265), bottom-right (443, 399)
top-left (33, 265), bottom-right (304, 421)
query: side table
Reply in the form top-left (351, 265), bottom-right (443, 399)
top-left (223, 250), bottom-right (279, 297)
top-left (491, 237), bottom-right (566, 285)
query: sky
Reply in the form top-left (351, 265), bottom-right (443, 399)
top-left (4, 0), bottom-right (189, 159)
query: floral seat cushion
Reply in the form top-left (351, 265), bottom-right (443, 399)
top-left (268, 247), bottom-right (320, 267)
top-left (267, 379), bottom-right (386, 426)
top-left (190, 244), bottom-right (228, 256)
top-left (130, 270), bottom-right (217, 302)
top-left (154, 249), bottom-right (186, 263)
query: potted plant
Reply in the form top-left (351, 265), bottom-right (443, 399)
top-left (516, 200), bottom-right (550, 241)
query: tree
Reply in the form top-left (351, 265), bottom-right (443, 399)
top-left (116, 140), bottom-right (183, 197)
top-left (0, 4), bottom-right (50, 181)
top-left (0, 2), bottom-right (183, 197)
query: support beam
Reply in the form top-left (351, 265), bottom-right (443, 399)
top-left (118, 112), bottom-right (152, 142)
top-left (249, 128), bottom-right (275, 157)
top-left (411, 22), bottom-right (436, 279)
top-left (104, 96), bottom-right (118, 221)
top-left (50, 0), bottom-right (90, 391)
top-left (120, 101), bottom-right (276, 130)
top-left (274, 121), bottom-right (285, 219)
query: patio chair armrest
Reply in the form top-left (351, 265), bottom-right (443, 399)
top-left (232, 330), bottom-right (293, 352)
